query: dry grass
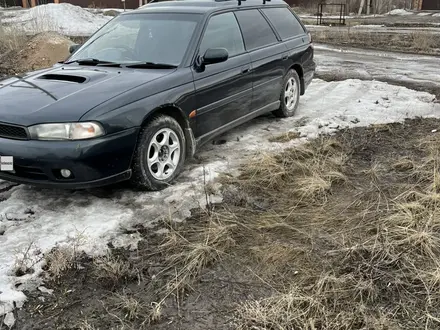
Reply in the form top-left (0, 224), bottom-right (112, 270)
top-left (44, 231), bottom-right (87, 278)
top-left (13, 242), bottom-right (43, 277)
top-left (0, 26), bottom-right (27, 54)
top-left (226, 138), bottom-right (347, 205)
top-left (156, 215), bottom-right (236, 300)
top-left (77, 320), bottom-right (98, 330)
top-left (268, 131), bottom-right (301, 142)
top-left (411, 31), bottom-right (437, 52)
top-left (93, 254), bottom-right (138, 287)
top-left (393, 156), bottom-right (415, 172)
top-left (111, 293), bottom-right (147, 321)
top-left (45, 246), bottom-right (77, 278)
top-left (232, 128), bottom-right (440, 329)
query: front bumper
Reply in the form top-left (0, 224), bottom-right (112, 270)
top-left (0, 127), bottom-right (139, 189)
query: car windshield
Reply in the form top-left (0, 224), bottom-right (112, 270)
top-left (68, 12), bottom-right (202, 66)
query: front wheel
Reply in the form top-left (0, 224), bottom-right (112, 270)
top-left (130, 115), bottom-right (186, 191)
top-left (272, 70), bottom-right (301, 118)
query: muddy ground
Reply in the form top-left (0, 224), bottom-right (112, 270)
top-left (9, 117), bottom-right (440, 330)
top-left (310, 28), bottom-right (440, 56)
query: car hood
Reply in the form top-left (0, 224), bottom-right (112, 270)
top-left (0, 65), bottom-right (174, 126)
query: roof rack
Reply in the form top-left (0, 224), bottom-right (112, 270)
top-left (217, 0), bottom-right (273, 3)
top-left (146, 0), bottom-right (274, 6)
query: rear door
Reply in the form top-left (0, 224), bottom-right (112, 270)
top-left (192, 12), bottom-right (253, 139)
top-left (261, 7), bottom-right (314, 89)
top-left (234, 9), bottom-right (288, 112)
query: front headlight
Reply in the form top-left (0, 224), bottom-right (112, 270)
top-left (28, 122), bottom-right (105, 140)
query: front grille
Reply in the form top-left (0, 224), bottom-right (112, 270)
top-left (0, 123), bottom-right (28, 140)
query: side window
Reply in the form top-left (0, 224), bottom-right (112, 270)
top-left (262, 7), bottom-right (305, 40)
top-left (234, 9), bottom-right (278, 51)
top-left (199, 12), bottom-right (245, 57)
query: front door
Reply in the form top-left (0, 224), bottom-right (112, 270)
top-left (192, 12), bottom-right (253, 139)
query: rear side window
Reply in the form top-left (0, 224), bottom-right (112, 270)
top-left (234, 10), bottom-right (278, 51)
top-left (199, 12), bottom-right (245, 57)
top-left (262, 7), bottom-right (305, 40)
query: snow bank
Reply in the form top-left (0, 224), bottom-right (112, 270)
top-left (387, 9), bottom-right (413, 15)
top-left (0, 79), bottom-right (439, 318)
top-left (352, 24), bottom-right (385, 28)
top-left (1, 3), bottom-right (112, 36)
top-left (87, 8), bottom-right (134, 13)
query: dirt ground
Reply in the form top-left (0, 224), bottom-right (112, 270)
top-left (0, 32), bottom-right (72, 77)
top-left (9, 117), bottom-right (440, 330)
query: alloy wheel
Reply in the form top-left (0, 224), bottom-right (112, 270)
top-left (284, 77), bottom-right (298, 111)
top-left (147, 128), bottom-right (181, 180)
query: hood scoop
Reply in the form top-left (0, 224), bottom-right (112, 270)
top-left (38, 74), bottom-right (87, 84)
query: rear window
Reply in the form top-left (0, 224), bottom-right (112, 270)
top-left (234, 9), bottom-right (278, 51)
top-left (262, 7), bottom-right (305, 40)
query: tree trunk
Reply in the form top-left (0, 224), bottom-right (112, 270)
top-left (358, 0), bottom-right (366, 14)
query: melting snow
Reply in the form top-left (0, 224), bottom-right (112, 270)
top-left (352, 24), bottom-right (385, 28)
top-left (387, 9), bottom-right (414, 15)
top-left (314, 44), bottom-right (440, 91)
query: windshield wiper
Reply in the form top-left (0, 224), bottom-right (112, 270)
top-left (64, 59), bottom-right (177, 69)
top-left (64, 58), bottom-right (121, 67)
top-left (125, 62), bottom-right (177, 69)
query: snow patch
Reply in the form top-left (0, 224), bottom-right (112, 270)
top-left (433, 13), bottom-right (440, 17)
top-left (387, 9), bottom-right (414, 16)
top-left (1, 3), bottom-right (112, 36)
top-left (3, 312), bottom-right (15, 329)
top-left (352, 24), bottom-right (385, 28)
top-left (86, 8), bottom-right (134, 13)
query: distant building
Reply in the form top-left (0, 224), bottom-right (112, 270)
top-left (413, 0), bottom-right (440, 9)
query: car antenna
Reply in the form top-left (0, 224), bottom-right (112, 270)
top-left (238, 0), bottom-right (246, 5)
top-left (262, 0), bottom-right (271, 4)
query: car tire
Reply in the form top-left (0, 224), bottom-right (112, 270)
top-left (130, 115), bottom-right (186, 191)
top-left (272, 69), bottom-right (301, 118)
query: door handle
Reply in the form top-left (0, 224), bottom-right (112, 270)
top-left (241, 66), bottom-right (250, 74)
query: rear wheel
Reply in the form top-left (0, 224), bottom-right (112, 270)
top-left (130, 115), bottom-right (186, 191)
top-left (272, 69), bottom-right (301, 118)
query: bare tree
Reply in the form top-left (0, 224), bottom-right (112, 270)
top-left (358, 0), bottom-right (366, 14)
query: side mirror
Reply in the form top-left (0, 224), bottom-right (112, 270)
top-left (202, 48), bottom-right (228, 65)
top-left (69, 44), bottom-right (81, 54)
